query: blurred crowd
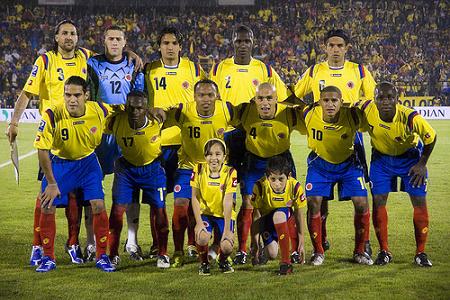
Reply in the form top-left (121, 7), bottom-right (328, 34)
top-left (1, 0), bottom-right (448, 108)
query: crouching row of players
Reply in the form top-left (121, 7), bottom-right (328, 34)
top-left (32, 76), bottom-right (436, 274)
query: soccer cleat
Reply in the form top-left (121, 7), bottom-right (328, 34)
top-left (148, 245), bottom-right (159, 259)
top-left (198, 262), bottom-right (211, 276)
top-left (36, 256), bottom-right (56, 273)
top-left (156, 255), bottom-right (170, 269)
top-left (187, 245), bottom-right (199, 258)
top-left (278, 263), bottom-right (293, 275)
top-left (322, 240), bottom-right (331, 251)
top-left (290, 251), bottom-right (303, 264)
top-left (310, 253), bottom-right (325, 266)
top-left (353, 252), bottom-right (374, 265)
top-left (30, 245), bottom-right (43, 266)
top-left (414, 253), bottom-right (432, 267)
top-left (96, 254), bottom-right (116, 272)
top-left (84, 244), bottom-right (96, 262)
top-left (374, 250), bottom-right (393, 266)
top-left (233, 251), bottom-right (248, 265)
top-left (365, 240), bottom-right (373, 257)
top-left (208, 248), bottom-right (218, 263)
top-left (110, 255), bottom-right (121, 266)
top-left (218, 259), bottom-right (235, 273)
top-left (172, 251), bottom-right (184, 268)
top-left (125, 244), bottom-right (144, 261)
top-left (66, 244), bottom-right (84, 264)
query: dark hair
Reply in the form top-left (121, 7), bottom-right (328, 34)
top-left (53, 20), bottom-right (78, 54)
top-left (65, 76), bottom-right (88, 93)
top-left (324, 29), bottom-right (350, 45)
top-left (232, 24), bottom-right (254, 41)
top-left (320, 85), bottom-right (342, 98)
top-left (158, 27), bottom-right (183, 46)
top-left (194, 79), bottom-right (219, 94)
top-left (127, 90), bottom-right (147, 99)
top-left (266, 155), bottom-right (291, 177)
top-left (375, 81), bottom-right (398, 98)
top-left (204, 138), bottom-right (226, 157)
top-left (104, 25), bottom-right (126, 39)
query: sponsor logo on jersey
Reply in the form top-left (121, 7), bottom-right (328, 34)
top-left (261, 123), bottom-right (273, 127)
top-left (379, 123), bottom-right (390, 130)
top-left (182, 81), bottom-right (189, 89)
top-left (125, 74), bottom-right (132, 81)
top-left (73, 120), bottom-right (85, 125)
top-left (208, 182), bottom-right (220, 186)
top-left (201, 121), bottom-right (212, 125)
top-left (31, 65), bottom-right (39, 77)
top-left (237, 69), bottom-right (248, 72)
top-left (331, 73), bottom-right (342, 77)
top-left (66, 62), bottom-right (76, 66)
top-left (38, 120), bottom-right (46, 132)
top-left (347, 81), bottom-right (354, 89)
top-left (135, 131), bottom-right (145, 136)
top-left (166, 71), bottom-right (177, 75)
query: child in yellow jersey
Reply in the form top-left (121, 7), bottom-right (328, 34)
top-left (250, 155), bottom-right (306, 275)
top-left (191, 139), bottom-right (238, 275)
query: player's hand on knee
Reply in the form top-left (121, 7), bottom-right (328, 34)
top-left (195, 223), bottom-right (207, 243)
top-left (408, 163), bottom-right (427, 187)
top-left (220, 230), bottom-right (234, 252)
top-left (40, 184), bottom-right (60, 209)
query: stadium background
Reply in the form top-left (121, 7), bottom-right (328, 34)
top-left (0, 0), bottom-right (449, 299)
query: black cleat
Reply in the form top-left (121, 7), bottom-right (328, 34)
top-left (198, 262), bottom-right (211, 275)
top-left (278, 263), bottom-right (293, 275)
top-left (414, 253), bottom-right (432, 267)
top-left (374, 250), bottom-right (393, 266)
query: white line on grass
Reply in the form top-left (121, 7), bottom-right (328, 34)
top-left (0, 150), bottom-right (37, 169)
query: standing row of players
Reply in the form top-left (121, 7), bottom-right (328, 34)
top-left (5, 22), bottom-right (436, 274)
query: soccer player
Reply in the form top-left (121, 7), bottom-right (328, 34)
top-left (294, 29), bottom-right (376, 252)
top-left (105, 91), bottom-right (170, 269)
top-left (250, 155), bottom-right (306, 275)
top-left (87, 25), bottom-right (145, 261)
top-left (163, 79), bottom-right (234, 267)
top-left (233, 82), bottom-right (304, 264)
top-left (33, 76), bottom-right (113, 272)
top-left (191, 139), bottom-right (237, 275)
top-left (143, 27), bottom-right (206, 258)
top-left (301, 86), bottom-right (372, 266)
top-left (358, 82), bottom-right (436, 267)
top-left (210, 24), bottom-right (292, 264)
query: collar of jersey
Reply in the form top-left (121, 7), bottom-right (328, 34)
top-left (105, 54), bottom-right (126, 65)
top-left (326, 61), bottom-right (345, 70)
top-left (162, 58), bottom-right (180, 69)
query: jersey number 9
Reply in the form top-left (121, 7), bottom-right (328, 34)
top-left (61, 128), bottom-right (69, 140)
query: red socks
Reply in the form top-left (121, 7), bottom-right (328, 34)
top-left (237, 208), bottom-right (253, 252)
top-left (172, 205), bottom-right (189, 252)
top-left (150, 206), bottom-right (158, 250)
top-left (413, 205), bottom-right (429, 254)
top-left (308, 212), bottom-right (324, 254)
top-left (354, 210), bottom-right (370, 254)
top-left (108, 204), bottom-right (126, 257)
top-left (40, 213), bottom-right (56, 260)
top-left (274, 221), bottom-right (291, 264)
top-left (93, 210), bottom-right (109, 259)
top-left (373, 205), bottom-right (389, 251)
top-left (197, 244), bottom-right (208, 263)
top-left (155, 208), bottom-right (169, 256)
top-left (187, 203), bottom-right (196, 246)
top-left (65, 192), bottom-right (81, 246)
top-left (287, 214), bottom-right (298, 253)
top-left (33, 197), bottom-right (42, 246)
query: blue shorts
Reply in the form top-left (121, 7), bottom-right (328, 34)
top-left (41, 153), bottom-right (104, 207)
top-left (241, 151), bottom-right (297, 196)
top-left (201, 215), bottom-right (235, 237)
top-left (161, 145), bottom-right (180, 194)
top-left (370, 145), bottom-right (427, 196)
top-left (95, 134), bottom-right (121, 175)
top-left (224, 128), bottom-right (246, 177)
top-left (305, 152), bottom-right (368, 200)
top-left (173, 168), bottom-right (193, 199)
top-left (112, 157), bottom-right (167, 208)
top-left (258, 207), bottom-right (290, 246)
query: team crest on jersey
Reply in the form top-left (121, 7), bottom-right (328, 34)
top-left (232, 177), bottom-right (238, 187)
top-left (82, 68), bottom-right (87, 74)
top-left (28, 79), bottom-right (33, 85)
top-left (174, 184), bottom-right (182, 192)
top-left (217, 128), bottom-right (225, 135)
top-left (252, 79), bottom-right (259, 86)
top-left (203, 221), bottom-right (210, 228)
top-left (38, 120), bottom-right (46, 132)
top-left (341, 133), bottom-right (348, 139)
top-left (151, 135), bottom-right (158, 142)
top-left (347, 81), bottom-right (354, 89)
top-left (306, 183), bottom-right (313, 191)
top-left (182, 81), bottom-right (189, 89)
top-left (278, 133), bottom-right (286, 139)
top-left (300, 194), bottom-right (306, 201)
top-left (125, 74), bottom-right (132, 81)
top-left (90, 127), bottom-right (97, 134)
top-left (31, 65), bottom-right (39, 77)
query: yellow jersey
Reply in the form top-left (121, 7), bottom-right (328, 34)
top-left (236, 102), bottom-right (301, 158)
top-left (165, 100), bottom-right (233, 169)
top-left (210, 57), bottom-right (291, 105)
top-left (302, 104), bottom-right (363, 164)
top-left (358, 100), bottom-right (436, 156)
top-left (294, 61), bottom-right (376, 104)
top-left (190, 163), bottom-right (238, 220)
top-left (144, 57), bottom-right (206, 146)
top-left (23, 48), bottom-right (93, 113)
top-left (34, 101), bottom-right (107, 160)
top-left (104, 112), bottom-right (162, 166)
top-left (251, 176), bottom-right (306, 217)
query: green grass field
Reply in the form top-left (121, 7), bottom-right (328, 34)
top-left (0, 121), bottom-right (449, 299)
